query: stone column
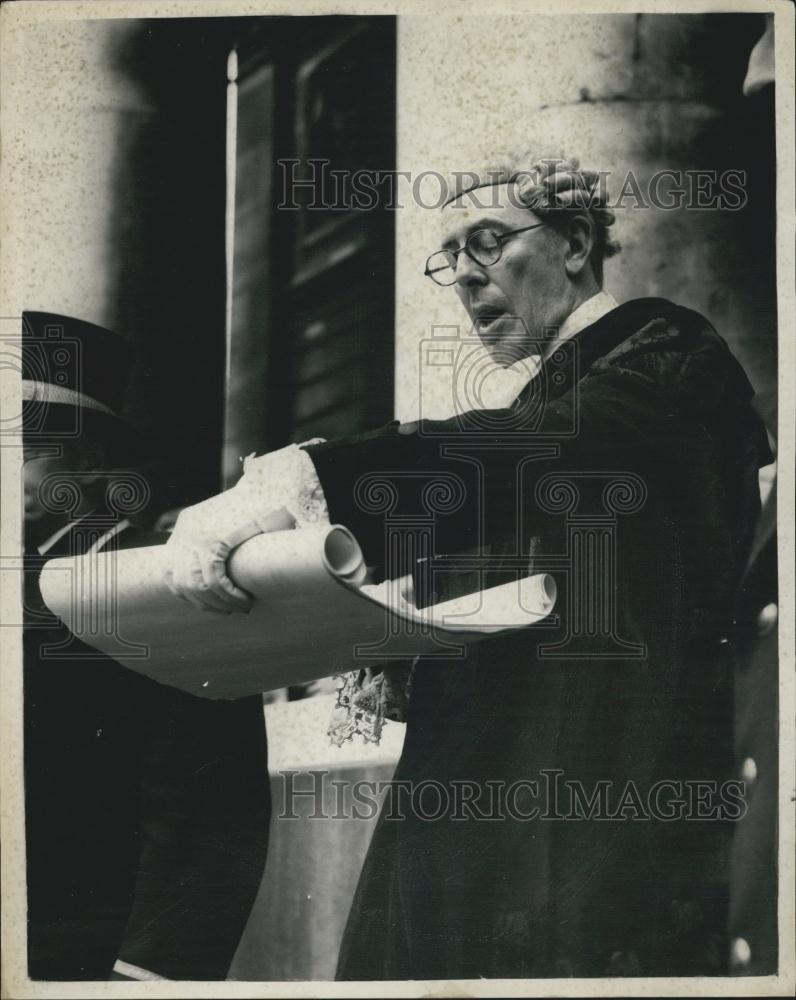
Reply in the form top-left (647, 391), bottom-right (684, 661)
top-left (2, 18), bottom-right (148, 328)
top-left (3, 14), bottom-right (233, 506)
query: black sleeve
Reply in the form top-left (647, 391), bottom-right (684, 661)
top-left (302, 367), bottom-right (699, 577)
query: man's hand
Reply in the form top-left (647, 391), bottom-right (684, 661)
top-left (163, 490), bottom-right (296, 614)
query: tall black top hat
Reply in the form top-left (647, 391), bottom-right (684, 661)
top-left (21, 311), bottom-right (143, 462)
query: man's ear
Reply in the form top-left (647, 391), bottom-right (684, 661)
top-left (563, 213), bottom-right (595, 278)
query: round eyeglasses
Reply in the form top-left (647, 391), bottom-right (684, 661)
top-left (424, 223), bottom-right (547, 286)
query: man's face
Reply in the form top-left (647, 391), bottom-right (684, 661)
top-left (438, 184), bottom-right (575, 363)
top-left (23, 447), bottom-right (73, 526)
top-left (23, 440), bottom-right (102, 535)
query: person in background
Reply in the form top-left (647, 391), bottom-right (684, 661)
top-left (22, 311), bottom-right (270, 981)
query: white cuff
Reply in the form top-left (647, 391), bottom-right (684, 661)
top-left (113, 959), bottom-right (167, 981)
top-left (238, 440), bottom-right (329, 528)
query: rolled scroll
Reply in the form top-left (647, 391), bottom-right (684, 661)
top-left (39, 525), bottom-right (556, 699)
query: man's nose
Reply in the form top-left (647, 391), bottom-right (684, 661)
top-left (453, 250), bottom-right (488, 289)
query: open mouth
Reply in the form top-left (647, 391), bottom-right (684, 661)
top-left (475, 314), bottom-right (512, 346)
top-left (475, 313), bottom-right (504, 332)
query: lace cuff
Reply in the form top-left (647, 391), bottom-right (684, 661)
top-left (238, 440), bottom-right (329, 528)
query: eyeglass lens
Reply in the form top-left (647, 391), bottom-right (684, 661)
top-left (426, 230), bottom-right (502, 286)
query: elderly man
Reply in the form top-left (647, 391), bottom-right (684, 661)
top-left (164, 157), bottom-right (771, 978)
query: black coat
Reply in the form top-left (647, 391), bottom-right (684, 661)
top-left (302, 297), bottom-right (772, 979)
top-left (23, 517), bottom-right (270, 981)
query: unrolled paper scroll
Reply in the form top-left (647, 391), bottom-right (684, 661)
top-left (39, 525), bottom-right (556, 699)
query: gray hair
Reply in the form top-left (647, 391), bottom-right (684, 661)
top-left (444, 154), bottom-right (621, 285)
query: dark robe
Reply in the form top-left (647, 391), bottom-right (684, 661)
top-left (23, 517), bottom-right (270, 981)
top-left (301, 297), bottom-right (771, 979)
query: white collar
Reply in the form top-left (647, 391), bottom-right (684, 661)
top-left (37, 517), bottom-right (85, 556)
top-left (557, 289), bottom-right (619, 343)
top-left (475, 290), bottom-right (619, 410)
top-left (36, 512), bottom-right (130, 556)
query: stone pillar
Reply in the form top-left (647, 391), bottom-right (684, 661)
top-left (2, 15), bottom-right (233, 507)
top-left (2, 19), bottom-right (147, 328)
